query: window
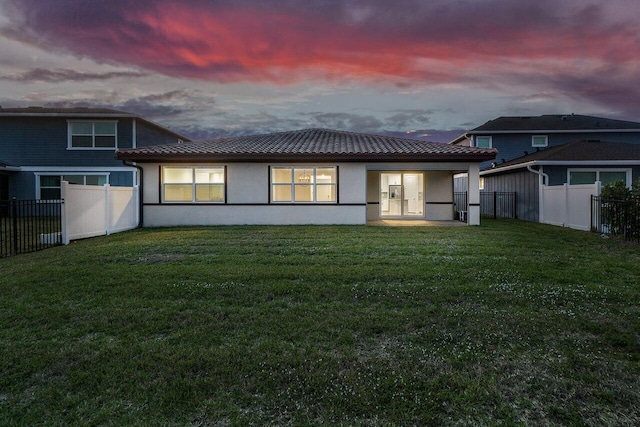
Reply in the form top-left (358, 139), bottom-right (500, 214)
top-left (162, 167), bottom-right (225, 203)
top-left (479, 177), bottom-right (485, 190)
top-left (476, 136), bottom-right (492, 148)
top-left (532, 135), bottom-right (548, 147)
top-left (569, 169), bottom-right (629, 186)
top-left (38, 174), bottom-right (108, 199)
top-left (68, 121), bottom-right (117, 149)
top-left (271, 167), bottom-right (337, 203)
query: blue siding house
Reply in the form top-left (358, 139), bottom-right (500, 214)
top-left (451, 114), bottom-right (640, 221)
top-left (0, 107), bottom-right (189, 200)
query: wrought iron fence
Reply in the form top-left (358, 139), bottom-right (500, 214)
top-left (591, 196), bottom-right (640, 243)
top-left (0, 199), bottom-right (63, 258)
top-left (454, 192), bottom-right (517, 220)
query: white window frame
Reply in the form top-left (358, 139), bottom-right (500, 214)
top-left (532, 135), bottom-right (548, 148)
top-left (476, 136), bottom-right (492, 149)
top-left (67, 120), bottom-right (118, 150)
top-left (35, 173), bottom-right (110, 199)
top-left (162, 166), bottom-right (226, 203)
top-left (270, 166), bottom-right (338, 204)
top-left (567, 168), bottom-right (631, 187)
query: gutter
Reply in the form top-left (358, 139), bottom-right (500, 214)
top-left (469, 129), bottom-right (640, 135)
top-left (526, 165), bottom-right (549, 185)
top-left (526, 165), bottom-right (549, 224)
top-left (122, 160), bottom-right (144, 228)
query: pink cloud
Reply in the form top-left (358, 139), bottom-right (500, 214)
top-left (2, 0), bottom-right (639, 87)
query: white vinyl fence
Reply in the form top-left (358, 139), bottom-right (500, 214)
top-left (61, 181), bottom-right (138, 244)
top-left (541, 182), bottom-right (600, 231)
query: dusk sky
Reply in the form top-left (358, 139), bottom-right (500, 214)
top-left (1, 0), bottom-right (639, 142)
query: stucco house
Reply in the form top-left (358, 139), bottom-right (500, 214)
top-left (450, 114), bottom-right (640, 221)
top-left (0, 106), bottom-right (188, 200)
top-left (116, 128), bottom-right (496, 226)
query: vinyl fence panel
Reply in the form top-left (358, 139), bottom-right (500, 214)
top-left (542, 183), bottom-right (600, 231)
top-left (61, 182), bottom-right (138, 244)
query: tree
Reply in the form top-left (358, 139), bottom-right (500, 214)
top-left (599, 178), bottom-right (640, 240)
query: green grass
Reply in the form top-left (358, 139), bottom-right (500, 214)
top-left (1, 220), bottom-right (639, 425)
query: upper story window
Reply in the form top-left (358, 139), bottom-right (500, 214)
top-left (532, 135), bottom-right (548, 147)
top-left (68, 121), bottom-right (117, 149)
top-left (162, 166), bottom-right (225, 203)
top-left (476, 136), bottom-right (492, 149)
top-left (271, 167), bottom-right (337, 203)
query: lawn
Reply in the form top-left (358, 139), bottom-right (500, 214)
top-left (1, 220), bottom-right (639, 425)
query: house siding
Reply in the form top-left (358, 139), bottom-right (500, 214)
top-left (136, 120), bottom-right (182, 147)
top-left (477, 132), bottom-right (640, 170)
top-left (483, 170), bottom-right (539, 222)
top-left (1, 114), bottom-right (184, 199)
top-left (0, 116), bottom-right (133, 167)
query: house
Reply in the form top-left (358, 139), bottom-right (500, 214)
top-left (0, 106), bottom-right (189, 200)
top-left (116, 128), bottom-right (496, 226)
top-left (450, 114), bottom-right (640, 221)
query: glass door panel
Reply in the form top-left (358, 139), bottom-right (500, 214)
top-left (380, 173), bottom-right (423, 218)
top-left (403, 173), bottom-right (424, 216)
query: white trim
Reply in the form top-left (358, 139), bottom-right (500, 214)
top-left (536, 160), bottom-right (640, 166)
top-left (21, 166), bottom-right (136, 172)
top-left (132, 118), bottom-right (137, 148)
top-left (567, 168), bottom-right (631, 187)
top-left (481, 161), bottom-right (536, 175)
top-left (482, 160), bottom-right (640, 176)
top-left (532, 135), bottom-right (548, 147)
top-left (471, 129), bottom-right (640, 134)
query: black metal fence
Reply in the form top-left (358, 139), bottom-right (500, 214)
top-left (591, 196), bottom-right (640, 243)
top-left (0, 199), bottom-right (63, 258)
top-left (454, 192), bottom-right (517, 220)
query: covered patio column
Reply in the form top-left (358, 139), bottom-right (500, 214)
top-left (467, 164), bottom-right (481, 225)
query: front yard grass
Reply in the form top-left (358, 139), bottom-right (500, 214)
top-left (1, 220), bottom-right (639, 425)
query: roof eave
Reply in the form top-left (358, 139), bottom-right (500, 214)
top-left (470, 129), bottom-right (640, 134)
top-left (116, 152), bottom-right (497, 163)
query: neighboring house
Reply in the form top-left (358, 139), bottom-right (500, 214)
top-left (450, 114), bottom-right (640, 221)
top-left (0, 106), bottom-right (189, 200)
top-left (116, 128), bottom-right (496, 226)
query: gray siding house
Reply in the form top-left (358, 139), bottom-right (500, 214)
top-left (451, 115), bottom-right (640, 221)
top-left (0, 107), bottom-right (188, 200)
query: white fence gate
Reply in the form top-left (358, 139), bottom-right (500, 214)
top-left (61, 181), bottom-right (138, 244)
top-left (541, 182), bottom-right (600, 231)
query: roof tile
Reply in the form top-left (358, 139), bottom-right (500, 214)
top-left (117, 128), bottom-right (497, 162)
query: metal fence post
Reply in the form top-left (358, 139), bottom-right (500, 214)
top-left (11, 198), bottom-right (18, 255)
top-left (493, 191), bottom-right (497, 219)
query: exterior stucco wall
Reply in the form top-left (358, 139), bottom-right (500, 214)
top-left (140, 162), bottom-right (367, 226)
top-left (139, 161), bottom-right (482, 226)
top-left (425, 171), bottom-right (454, 220)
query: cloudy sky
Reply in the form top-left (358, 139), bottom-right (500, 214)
top-left (1, 0), bottom-right (639, 142)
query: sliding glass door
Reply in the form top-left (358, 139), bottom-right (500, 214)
top-left (380, 173), bottom-right (424, 218)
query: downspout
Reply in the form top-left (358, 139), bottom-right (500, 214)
top-left (527, 165), bottom-right (548, 223)
top-left (123, 160), bottom-right (144, 228)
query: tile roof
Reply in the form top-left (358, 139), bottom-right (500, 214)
top-left (471, 114), bottom-right (640, 132)
top-left (487, 140), bottom-right (640, 171)
top-left (116, 128), bottom-right (497, 162)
